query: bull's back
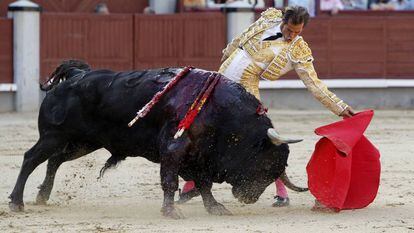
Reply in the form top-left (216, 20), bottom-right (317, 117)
top-left (38, 68), bottom-right (181, 158)
top-left (40, 69), bottom-right (171, 125)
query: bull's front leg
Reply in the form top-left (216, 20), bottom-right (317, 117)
top-left (196, 181), bottom-right (232, 216)
top-left (160, 163), bottom-right (184, 219)
top-left (159, 135), bottom-right (189, 219)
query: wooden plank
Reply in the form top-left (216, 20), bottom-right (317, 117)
top-left (387, 63), bottom-right (414, 78)
top-left (388, 41), bottom-right (414, 52)
top-left (134, 15), bottom-right (183, 59)
top-left (182, 13), bottom-right (225, 59)
top-left (331, 40), bottom-right (384, 50)
top-left (88, 14), bottom-right (133, 70)
top-left (331, 18), bottom-right (384, 42)
top-left (387, 52), bottom-right (414, 63)
top-left (41, 14), bottom-right (88, 80)
top-left (135, 60), bottom-right (179, 70)
top-left (312, 49), bottom-right (329, 62)
top-left (301, 19), bottom-right (330, 42)
top-left (179, 58), bottom-right (221, 71)
top-left (330, 49), bottom-right (384, 62)
top-left (387, 30), bottom-right (414, 41)
top-left (328, 17), bottom-right (385, 73)
top-left (331, 30), bottom-right (384, 42)
top-left (331, 62), bottom-right (384, 78)
top-left (134, 13), bottom-right (226, 71)
top-left (41, 13), bottom-right (133, 80)
top-left (0, 18), bottom-right (13, 83)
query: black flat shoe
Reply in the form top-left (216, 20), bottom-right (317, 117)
top-left (272, 195), bottom-right (290, 207)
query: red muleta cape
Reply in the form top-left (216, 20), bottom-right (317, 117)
top-left (306, 110), bottom-right (381, 211)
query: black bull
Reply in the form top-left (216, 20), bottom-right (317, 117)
top-left (9, 60), bottom-right (306, 219)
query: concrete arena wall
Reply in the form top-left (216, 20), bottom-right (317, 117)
top-left (0, 92), bottom-right (14, 112)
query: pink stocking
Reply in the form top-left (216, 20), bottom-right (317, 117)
top-left (275, 178), bottom-right (288, 198)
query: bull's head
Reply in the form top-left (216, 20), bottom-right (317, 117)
top-left (230, 128), bottom-right (302, 204)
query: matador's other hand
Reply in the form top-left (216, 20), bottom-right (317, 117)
top-left (340, 106), bottom-right (356, 118)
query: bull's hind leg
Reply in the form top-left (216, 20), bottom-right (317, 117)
top-left (158, 125), bottom-right (190, 219)
top-left (35, 157), bottom-right (64, 205)
top-left (195, 181), bottom-right (232, 216)
top-left (9, 135), bottom-right (65, 212)
top-left (36, 144), bottom-right (99, 205)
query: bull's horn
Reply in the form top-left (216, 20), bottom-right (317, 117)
top-left (267, 128), bottom-right (303, 145)
top-left (280, 171), bottom-right (308, 192)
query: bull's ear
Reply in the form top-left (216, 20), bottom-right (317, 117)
top-left (267, 128), bottom-right (303, 145)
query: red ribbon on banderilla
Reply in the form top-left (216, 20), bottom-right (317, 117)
top-left (128, 67), bottom-right (220, 140)
top-left (174, 72), bottom-right (220, 139)
top-left (128, 66), bottom-right (193, 127)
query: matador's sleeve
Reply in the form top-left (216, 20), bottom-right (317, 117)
top-left (221, 8), bottom-right (282, 62)
top-left (289, 38), bottom-right (349, 116)
top-left (221, 34), bottom-right (242, 62)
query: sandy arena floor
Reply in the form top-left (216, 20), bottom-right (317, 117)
top-left (0, 110), bottom-right (413, 232)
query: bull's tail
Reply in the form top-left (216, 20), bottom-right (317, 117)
top-left (40, 59), bottom-right (90, 91)
top-left (98, 155), bottom-right (127, 179)
top-left (280, 171), bottom-right (309, 192)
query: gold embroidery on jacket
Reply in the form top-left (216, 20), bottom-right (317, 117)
top-left (261, 8), bottom-right (283, 22)
top-left (261, 46), bottom-right (289, 81)
top-left (240, 62), bottom-right (262, 100)
top-left (237, 8), bottom-right (283, 56)
top-left (288, 37), bottom-right (314, 63)
top-left (241, 30), bottom-right (267, 56)
top-left (251, 47), bottom-right (274, 64)
top-left (221, 8), bottom-right (281, 61)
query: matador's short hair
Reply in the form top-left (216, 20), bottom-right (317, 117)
top-left (282, 6), bottom-right (310, 27)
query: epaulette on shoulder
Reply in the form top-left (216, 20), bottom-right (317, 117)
top-left (260, 8), bottom-right (282, 23)
top-left (288, 37), bottom-right (314, 64)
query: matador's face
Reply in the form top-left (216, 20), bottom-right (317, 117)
top-left (280, 21), bottom-right (304, 43)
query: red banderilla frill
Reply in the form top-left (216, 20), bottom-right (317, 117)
top-left (174, 72), bottom-right (220, 139)
top-left (128, 66), bottom-right (193, 127)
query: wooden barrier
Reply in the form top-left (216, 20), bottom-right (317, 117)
top-left (0, 18), bottom-right (12, 83)
top-left (41, 13), bottom-right (134, 81)
top-left (284, 16), bottom-right (414, 79)
top-left (1, 13), bottom-right (413, 84)
top-left (134, 12), bottom-right (226, 71)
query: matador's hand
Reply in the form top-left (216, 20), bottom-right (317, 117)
top-left (340, 106), bottom-right (356, 118)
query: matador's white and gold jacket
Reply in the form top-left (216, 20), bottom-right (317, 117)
top-left (218, 8), bottom-right (348, 116)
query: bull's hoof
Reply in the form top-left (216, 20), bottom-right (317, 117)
top-left (9, 202), bottom-right (24, 212)
top-left (206, 203), bottom-right (232, 216)
top-left (35, 194), bottom-right (48, 205)
top-left (161, 206), bottom-right (185, 219)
